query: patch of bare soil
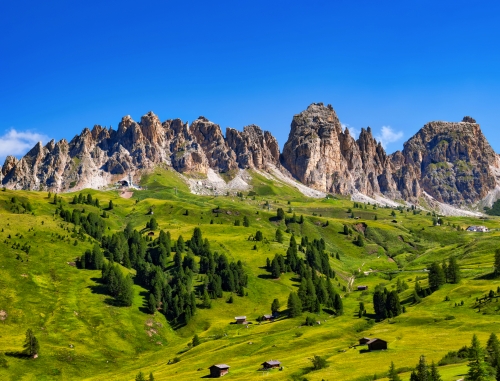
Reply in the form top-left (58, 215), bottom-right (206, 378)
top-left (0, 310), bottom-right (7, 321)
top-left (120, 191), bottom-right (134, 199)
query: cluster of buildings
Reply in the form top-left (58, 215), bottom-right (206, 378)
top-left (466, 225), bottom-right (489, 232)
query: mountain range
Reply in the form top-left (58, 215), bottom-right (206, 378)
top-left (2, 103), bottom-right (499, 209)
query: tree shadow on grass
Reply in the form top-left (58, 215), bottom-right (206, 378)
top-left (257, 274), bottom-right (276, 280)
top-left (475, 272), bottom-right (497, 280)
top-left (138, 291), bottom-right (150, 314)
top-left (5, 352), bottom-right (31, 359)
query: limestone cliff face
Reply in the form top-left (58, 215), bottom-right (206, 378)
top-left (281, 103), bottom-right (393, 196)
top-left (282, 103), bottom-right (499, 206)
top-left (390, 118), bottom-right (499, 205)
top-left (226, 124), bottom-right (280, 169)
top-left (1, 111), bottom-right (278, 191)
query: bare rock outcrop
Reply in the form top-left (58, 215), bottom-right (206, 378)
top-left (282, 103), bottom-right (394, 196)
top-left (226, 124), bottom-right (280, 169)
top-left (390, 119), bottom-right (498, 205)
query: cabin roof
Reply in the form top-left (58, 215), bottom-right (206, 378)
top-left (210, 364), bottom-right (230, 369)
top-left (235, 316), bottom-right (246, 320)
top-left (367, 338), bottom-right (387, 345)
top-left (262, 360), bottom-right (281, 366)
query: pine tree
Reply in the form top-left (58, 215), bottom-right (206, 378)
top-left (416, 355), bottom-right (429, 381)
top-left (276, 208), bottom-right (285, 220)
top-left (487, 332), bottom-right (500, 367)
top-left (148, 293), bottom-right (157, 314)
top-left (429, 361), bottom-right (442, 381)
top-left (428, 262), bottom-right (445, 290)
top-left (447, 257), bottom-right (461, 284)
top-left (117, 274), bottom-right (134, 306)
top-left (334, 293), bottom-right (343, 315)
top-left (496, 361), bottom-right (500, 381)
top-left (387, 361), bottom-right (401, 381)
top-left (275, 228), bottom-right (284, 243)
top-left (495, 249), bottom-right (500, 276)
top-left (467, 334), bottom-right (488, 381)
top-left (23, 328), bottom-right (40, 357)
top-left (149, 373), bottom-right (155, 381)
top-left (271, 257), bottom-right (281, 278)
top-left (243, 216), bottom-right (250, 227)
top-left (192, 334), bottom-right (201, 347)
top-left (271, 298), bottom-right (280, 315)
top-left (109, 200), bottom-right (114, 210)
top-left (135, 371), bottom-right (146, 381)
top-left (287, 292), bottom-right (302, 317)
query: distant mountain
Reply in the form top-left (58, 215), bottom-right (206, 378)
top-left (2, 103), bottom-right (499, 208)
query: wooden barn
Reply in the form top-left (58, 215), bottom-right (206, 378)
top-left (235, 316), bottom-right (247, 324)
top-left (262, 360), bottom-right (281, 369)
top-left (358, 337), bottom-right (371, 345)
top-left (262, 314), bottom-right (273, 321)
top-left (357, 285), bottom-right (368, 291)
top-left (367, 338), bottom-right (387, 351)
top-left (209, 364), bottom-right (230, 378)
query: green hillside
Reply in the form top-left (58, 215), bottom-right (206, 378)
top-left (1, 168), bottom-right (500, 381)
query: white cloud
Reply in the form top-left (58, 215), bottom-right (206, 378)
top-left (0, 128), bottom-right (50, 164)
top-left (376, 126), bottom-right (403, 148)
top-left (341, 123), bottom-right (360, 139)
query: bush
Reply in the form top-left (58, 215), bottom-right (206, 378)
top-left (310, 355), bottom-right (328, 370)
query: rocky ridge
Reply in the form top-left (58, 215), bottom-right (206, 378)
top-left (1, 112), bottom-right (281, 193)
top-left (2, 103), bottom-right (498, 208)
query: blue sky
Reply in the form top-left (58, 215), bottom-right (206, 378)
top-left (1, 1), bottom-right (499, 162)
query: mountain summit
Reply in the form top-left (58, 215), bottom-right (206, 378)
top-left (2, 103), bottom-right (499, 208)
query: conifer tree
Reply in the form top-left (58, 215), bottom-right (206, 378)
top-left (416, 355), bottom-right (429, 381)
top-left (447, 257), bottom-right (461, 284)
top-left (23, 328), bottom-right (40, 357)
top-left (495, 249), bottom-right (500, 276)
top-left (429, 361), bottom-right (442, 381)
top-left (387, 361), bottom-right (401, 381)
top-left (192, 334), bottom-right (200, 347)
top-left (487, 332), bottom-right (500, 367)
top-left (287, 292), bottom-right (302, 317)
top-left (271, 298), bottom-right (280, 315)
top-left (149, 373), bottom-right (155, 381)
top-left (271, 257), bottom-right (281, 279)
top-left (148, 293), bottom-right (157, 314)
top-left (275, 228), bottom-right (284, 243)
top-left (135, 371), bottom-right (146, 381)
top-left (467, 334), bottom-right (488, 381)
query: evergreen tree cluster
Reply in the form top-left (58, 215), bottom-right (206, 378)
top-left (373, 285), bottom-right (402, 320)
top-left (78, 243), bottom-right (105, 270)
top-left (71, 193), bottom-right (101, 208)
top-left (101, 263), bottom-right (134, 306)
top-left (408, 355), bottom-right (442, 381)
top-left (56, 205), bottom-right (106, 241)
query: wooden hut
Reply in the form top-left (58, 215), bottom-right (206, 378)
top-left (358, 337), bottom-right (371, 345)
top-left (209, 364), bottom-right (230, 377)
top-left (235, 316), bottom-right (247, 324)
top-left (262, 314), bottom-right (273, 321)
top-left (262, 360), bottom-right (281, 369)
top-left (367, 338), bottom-right (387, 351)
top-left (357, 285), bottom-right (368, 291)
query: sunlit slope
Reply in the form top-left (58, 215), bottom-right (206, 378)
top-left (0, 169), bottom-right (499, 381)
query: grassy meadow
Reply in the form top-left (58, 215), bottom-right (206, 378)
top-left (0, 167), bottom-right (499, 380)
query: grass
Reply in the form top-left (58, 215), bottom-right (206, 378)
top-left (0, 171), bottom-right (499, 380)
